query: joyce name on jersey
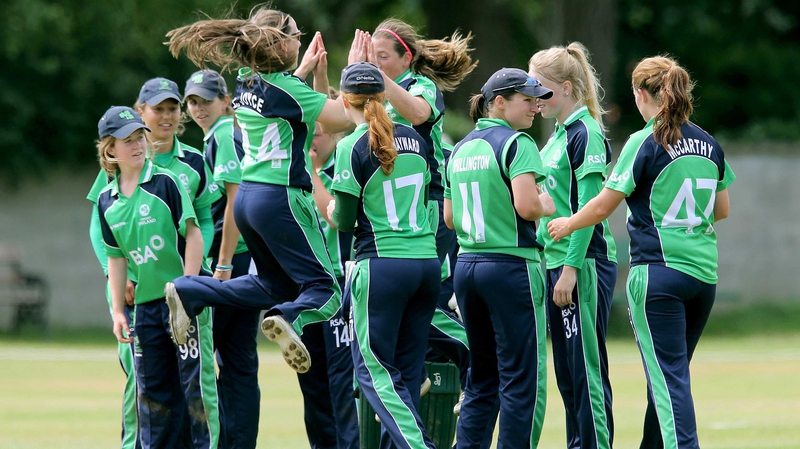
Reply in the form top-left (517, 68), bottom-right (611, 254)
top-left (537, 106), bottom-right (616, 267)
top-left (445, 118), bottom-right (546, 261)
top-left (98, 161), bottom-right (198, 304)
top-left (332, 123), bottom-right (437, 260)
top-left (386, 70), bottom-right (447, 200)
top-left (233, 68), bottom-right (327, 191)
top-left (605, 119), bottom-right (736, 283)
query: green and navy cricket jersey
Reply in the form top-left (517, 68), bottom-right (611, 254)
top-left (445, 118), bottom-right (546, 261)
top-left (153, 135), bottom-right (221, 211)
top-left (318, 153), bottom-right (353, 278)
top-left (332, 122), bottom-right (437, 260)
top-left (537, 106), bottom-right (617, 269)
top-left (386, 69), bottom-right (446, 200)
top-left (605, 118), bottom-right (736, 284)
top-left (202, 116), bottom-right (248, 256)
top-left (234, 68), bottom-right (327, 191)
top-left (98, 160), bottom-right (198, 304)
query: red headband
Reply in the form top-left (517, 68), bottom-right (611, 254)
top-left (378, 28), bottom-right (412, 57)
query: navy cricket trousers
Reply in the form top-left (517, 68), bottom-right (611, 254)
top-left (546, 258), bottom-right (617, 449)
top-left (210, 252), bottom-right (261, 449)
top-left (350, 257), bottom-right (440, 449)
top-left (297, 277), bottom-right (359, 449)
top-left (627, 264), bottom-right (716, 449)
top-left (454, 253), bottom-right (548, 449)
top-left (173, 182), bottom-right (341, 336)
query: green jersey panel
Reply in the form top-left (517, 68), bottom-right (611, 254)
top-left (153, 135), bottom-right (221, 211)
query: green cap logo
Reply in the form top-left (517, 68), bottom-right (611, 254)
top-left (191, 73), bottom-right (204, 84)
top-left (159, 80), bottom-right (171, 90)
top-left (119, 110), bottom-right (135, 120)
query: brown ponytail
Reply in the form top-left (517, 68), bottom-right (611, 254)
top-left (468, 94), bottom-right (487, 122)
top-left (528, 42), bottom-right (606, 128)
top-left (632, 56), bottom-right (695, 148)
top-left (343, 91), bottom-right (397, 175)
top-left (166, 7), bottom-right (299, 75)
top-left (373, 19), bottom-right (478, 92)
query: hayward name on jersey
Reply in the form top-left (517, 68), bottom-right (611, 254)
top-left (605, 118), bottom-right (736, 283)
top-left (537, 106), bottom-right (617, 268)
top-left (98, 160), bottom-right (197, 304)
top-left (445, 118), bottom-right (546, 261)
top-left (386, 70), bottom-right (446, 200)
top-left (233, 69), bottom-right (327, 191)
top-left (332, 122), bottom-right (436, 260)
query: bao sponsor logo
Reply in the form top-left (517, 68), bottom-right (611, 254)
top-left (129, 235), bottom-right (165, 266)
top-left (546, 175), bottom-right (557, 191)
top-left (332, 169), bottom-right (352, 183)
top-left (609, 171), bottom-right (631, 183)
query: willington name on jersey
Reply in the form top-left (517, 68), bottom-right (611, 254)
top-left (666, 137), bottom-right (714, 160)
top-left (451, 155), bottom-right (492, 174)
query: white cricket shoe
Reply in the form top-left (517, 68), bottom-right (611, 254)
top-left (262, 315), bottom-right (311, 373)
top-left (164, 282), bottom-right (190, 346)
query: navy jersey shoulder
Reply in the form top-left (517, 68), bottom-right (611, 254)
top-left (350, 123), bottom-right (430, 187)
top-left (234, 73), bottom-right (307, 121)
top-left (564, 119), bottom-right (612, 172)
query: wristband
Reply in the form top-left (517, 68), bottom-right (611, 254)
top-left (215, 264), bottom-right (234, 271)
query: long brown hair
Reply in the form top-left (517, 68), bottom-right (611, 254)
top-left (342, 91), bottom-right (396, 175)
top-left (528, 42), bottom-right (606, 128)
top-left (166, 6), bottom-right (299, 74)
top-left (632, 56), bottom-right (695, 147)
top-left (373, 19), bottom-right (477, 92)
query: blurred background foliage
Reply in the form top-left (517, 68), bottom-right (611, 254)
top-left (1, 0), bottom-right (798, 186)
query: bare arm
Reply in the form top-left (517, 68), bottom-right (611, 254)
top-left (510, 173), bottom-right (555, 221)
top-left (214, 183), bottom-right (241, 281)
top-left (444, 198), bottom-right (454, 230)
top-left (548, 188), bottom-right (626, 242)
top-left (108, 257), bottom-right (133, 343)
top-left (183, 219), bottom-right (204, 276)
top-left (383, 78), bottom-right (432, 126)
top-left (714, 188), bottom-right (730, 221)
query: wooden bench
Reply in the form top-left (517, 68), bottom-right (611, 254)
top-left (0, 245), bottom-right (49, 334)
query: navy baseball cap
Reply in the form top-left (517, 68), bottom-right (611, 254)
top-left (138, 77), bottom-right (182, 106)
top-left (481, 68), bottom-right (553, 102)
top-left (98, 106), bottom-right (151, 139)
top-left (184, 70), bottom-right (228, 101)
top-left (340, 62), bottom-right (385, 95)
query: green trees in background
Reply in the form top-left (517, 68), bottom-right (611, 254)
top-left (1, 0), bottom-right (798, 185)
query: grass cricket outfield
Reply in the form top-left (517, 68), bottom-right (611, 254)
top-left (1, 332), bottom-right (798, 448)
